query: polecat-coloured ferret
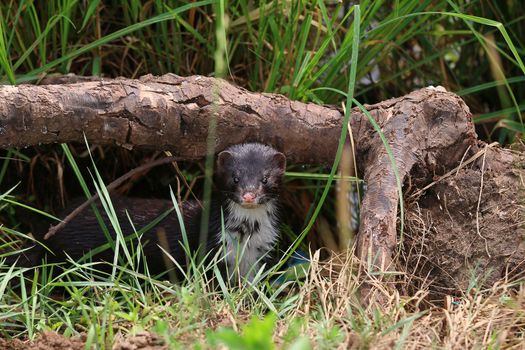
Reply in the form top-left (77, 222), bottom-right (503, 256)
top-left (5, 143), bottom-right (286, 283)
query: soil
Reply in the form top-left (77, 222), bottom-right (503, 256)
top-left (405, 144), bottom-right (525, 295)
top-left (0, 331), bottom-right (166, 350)
top-left (0, 332), bottom-right (84, 350)
top-left (112, 332), bottom-right (166, 350)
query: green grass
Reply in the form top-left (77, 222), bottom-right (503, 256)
top-left (1, 0), bottom-right (525, 348)
top-left (0, 1), bottom-right (523, 134)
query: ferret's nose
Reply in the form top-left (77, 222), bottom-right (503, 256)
top-left (242, 192), bottom-right (256, 204)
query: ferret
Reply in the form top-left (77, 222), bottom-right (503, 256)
top-left (4, 143), bottom-right (286, 283)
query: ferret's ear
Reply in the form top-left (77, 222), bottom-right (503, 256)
top-left (272, 152), bottom-right (286, 171)
top-left (217, 151), bottom-right (233, 169)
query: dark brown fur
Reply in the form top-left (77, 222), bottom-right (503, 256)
top-left (4, 143), bottom-right (286, 282)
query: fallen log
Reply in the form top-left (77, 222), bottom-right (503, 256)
top-left (0, 74), bottom-right (342, 164)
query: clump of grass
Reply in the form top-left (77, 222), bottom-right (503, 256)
top-left (4, 230), bottom-right (525, 348)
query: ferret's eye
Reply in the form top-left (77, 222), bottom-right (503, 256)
top-left (233, 176), bottom-right (240, 184)
top-left (261, 177), bottom-right (268, 184)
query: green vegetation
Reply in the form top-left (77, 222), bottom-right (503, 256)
top-left (1, 1), bottom-right (524, 348)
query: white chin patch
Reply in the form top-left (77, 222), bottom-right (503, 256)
top-left (240, 202), bottom-right (259, 209)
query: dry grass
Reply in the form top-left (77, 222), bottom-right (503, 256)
top-left (279, 250), bottom-right (525, 349)
top-left (2, 214), bottom-right (525, 349)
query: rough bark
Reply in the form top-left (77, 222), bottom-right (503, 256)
top-left (350, 86), bottom-right (477, 271)
top-left (0, 73), bottom-right (342, 164)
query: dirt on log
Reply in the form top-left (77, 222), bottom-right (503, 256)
top-left (405, 144), bottom-right (525, 294)
top-left (0, 74), bottom-right (523, 292)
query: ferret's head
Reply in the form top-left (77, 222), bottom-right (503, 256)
top-left (216, 143), bottom-right (286, 208)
